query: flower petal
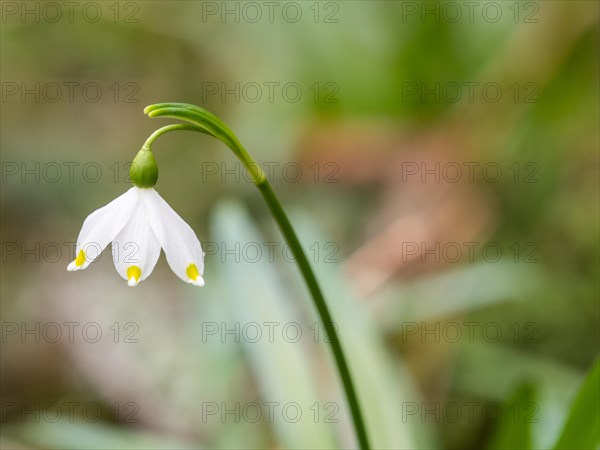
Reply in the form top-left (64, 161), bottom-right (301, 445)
top-left (67, 188), bottom-right (139, 271)
top-left (111, 200), bottom-right (161, 287)
top-left (143, 189), bottom-right (205, 286)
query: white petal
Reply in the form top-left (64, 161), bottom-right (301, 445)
top-left (143, 189), bottom-right (205, 286)
top-left (67, 188), bottom-right (140, 271)
top-left (111, 200), bottom-right (161, 287)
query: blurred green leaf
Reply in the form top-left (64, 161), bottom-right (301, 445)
top-left (288, 210), bottom-right (432, 449)
top-left (211, 200), bottom-right (338, 449)
top-left (453, 342), bottom-right (587, 449)
top-left (487, 383), bottom-right (535, 450)
top-left (553, 359), bottom-right (600, 450)
top-left (373, 262), bottom-right (542, 325)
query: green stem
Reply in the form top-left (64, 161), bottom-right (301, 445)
top-left (256, 181), bottom-right (371, 449)
top-left (142, 123), bottom-right (206, 150)
top-left (142, 103), bottom-right (370, 449)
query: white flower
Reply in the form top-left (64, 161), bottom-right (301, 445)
top-left (67, 187), bottom-right (205, 287)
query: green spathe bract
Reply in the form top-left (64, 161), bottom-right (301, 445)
top-left (130, 147), bottom-right (159, 188)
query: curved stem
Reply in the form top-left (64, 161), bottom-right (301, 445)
top-left (142, 104), bottom-right (370, 449)
top-left (143, 123), bottom-right (207, 150)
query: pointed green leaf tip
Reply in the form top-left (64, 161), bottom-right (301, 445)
top-left (554, 358), bottom-right (600, 450)
top-left (130, 147), bottom-right (158, 188)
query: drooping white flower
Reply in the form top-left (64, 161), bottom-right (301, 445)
top-left (67, 187), bottom-right (205, 287)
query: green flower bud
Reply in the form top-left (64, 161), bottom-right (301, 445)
top-left (130, 147), bottom-right (158, 188)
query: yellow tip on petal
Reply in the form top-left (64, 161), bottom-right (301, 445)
top-left (75, 249), bottom-right (86, 267)
top-left (127, 266), bottom-right (142, 287)
top-left (68, 249), bottom-right (87, 271)
top-left (186, 263), bottom-right (204, 286)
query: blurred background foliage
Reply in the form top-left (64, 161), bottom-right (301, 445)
top-left (1, 1), bottom-right (598, 449)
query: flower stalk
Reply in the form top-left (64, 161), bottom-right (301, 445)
top-left (143, 103), bottom-right (370, 449)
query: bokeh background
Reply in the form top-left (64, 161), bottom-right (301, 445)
top-left (1, 1), bottom-right (598, 449)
